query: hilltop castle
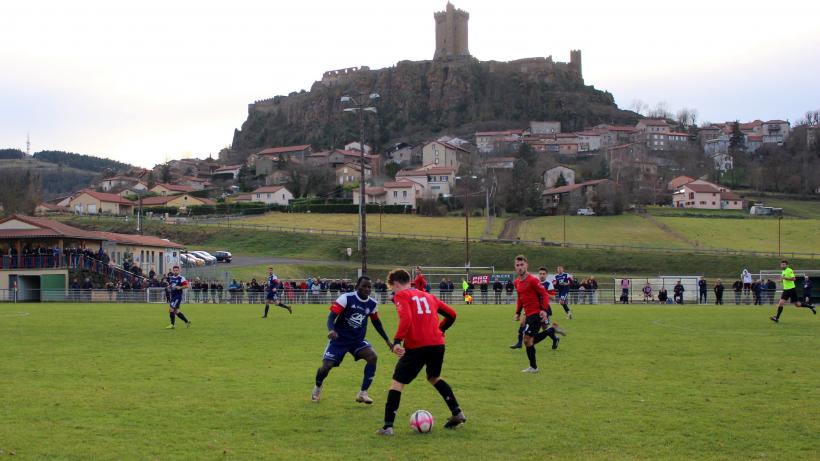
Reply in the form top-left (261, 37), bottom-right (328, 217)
top-left (434, 2), bottom-right (470, 60)
top-left (249, 3), bottom-right (584, 113)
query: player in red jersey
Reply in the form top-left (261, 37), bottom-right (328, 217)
top-left (413, 266), bottom-right (427, 292)
top-left (514, 255), bottom-right (560, 373)
top-left (377, 268), bottom-right (466, 436)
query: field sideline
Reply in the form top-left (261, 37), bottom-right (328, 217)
top-left (2, 303), bottom-right (818, 460)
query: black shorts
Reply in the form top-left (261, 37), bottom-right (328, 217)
top-left (392, 345), bottom-right (445, 384)
top-left (522, 314), bottom-right (543, 337)
top-left (781, 288), bottom-right (798, 303)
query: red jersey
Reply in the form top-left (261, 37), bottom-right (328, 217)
top-left (393, 288), bottom-right (456, 349)
top-left (413, 274), bottom-right (427, 292)
top-left (514, 274), bottom-right (551, 317)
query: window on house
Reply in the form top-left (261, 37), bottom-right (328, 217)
top-left (403, 191), bottom-right (408, 198)
top-left (393, 191), bottom-right (397, 198)
top-left (267, 193), bottom-right (271, 199)
top-left (689, 192), bottom-right (694, 199)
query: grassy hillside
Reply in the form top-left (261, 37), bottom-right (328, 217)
top-left (236, 213), bottom-right (506, 239)
top-left (62, 217), bottom-right (812, 279)
top-left (517, 215), bottom-right (689, 248)
top-left (656, 217), bottom-right (820, 255)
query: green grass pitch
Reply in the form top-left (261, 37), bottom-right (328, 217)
top-left (1, 302), bottom-right (818, 460)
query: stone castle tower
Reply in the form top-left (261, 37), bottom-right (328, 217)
top-left (570, 49), bottom-right (582, 76)
top-left (434, 2), bottom-right (470, 60)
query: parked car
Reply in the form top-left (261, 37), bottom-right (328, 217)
top-left (190, 251), bottom-right (217, 265)
top-left (214, 251), bottom-right (232, 263)
top-left (577, 208), bottom-right (596, 216)
top-left (181, 253), bottom-right (205, 266)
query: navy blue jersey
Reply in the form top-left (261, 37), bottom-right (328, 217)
top-left (554, 273), bottom-right (572, 294)
top-left (267, 274), bottom-right (279, 293)
top-left (329, 292), bottom-right (378, 343)
top-left (168, 274), bottom-right (188, 300)
top-left (541, 279), bottom-right (554, 291)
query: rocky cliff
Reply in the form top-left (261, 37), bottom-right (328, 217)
top-left (230, 57), bottom-right (637, 160)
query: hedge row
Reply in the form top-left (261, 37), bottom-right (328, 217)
top-left (289, 204), bottom-right (412, 214)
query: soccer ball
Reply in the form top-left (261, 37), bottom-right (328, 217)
top-left (410, 409), bottom-right (434, 433)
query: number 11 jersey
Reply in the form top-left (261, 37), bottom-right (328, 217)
top-left (393, 288), bottom-right (457, 349)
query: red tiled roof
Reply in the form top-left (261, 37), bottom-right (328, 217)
top-left (233, 194), bottom-right (253, 201)
top-left (92, 231), bottom-right (183, 249)
top-left (542, 179), bottom-right (609, 195)
top-left (668, 176), bottom-right (695, 189)
top-left (257, 145), bottom-right (312, 155)
top-left (383, 181), bottom-right (419, 189)
top-left (360, 187), bottom-right (386, 195)
top-left (720, 191), bottom-right (742, 201)
top-left (475, 129), bottom-right (524, 136)
top-left (683, 183), bottom-right (720, 193)
top-left (154, 183), bottom-right (195, 193)
top-left (765, 120), bottom-right (788, 124)
top-left (214, 165), bottom-right (242, 172)
top-left (638, 119), bottom-right (669, 126)
top-left (252, 186), bottom-right (288, 194)
top-left (0, 215), bottom-right (107, 240)
top-left (747, 135), bottom-right (763, 142)
top-left (76, 190), bottom-right (135, 206)
top-left (141, 195), bottom-right (215, 206)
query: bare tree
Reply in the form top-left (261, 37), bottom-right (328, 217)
top-left (647, 101), bottom-right (671, 119)
top-left (629, 99), bottom-right (647, 115)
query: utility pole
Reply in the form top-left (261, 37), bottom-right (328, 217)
top-left (465, 186), bottom-right (470, 274)
top-left (137, 196), bottom-right (143, 235)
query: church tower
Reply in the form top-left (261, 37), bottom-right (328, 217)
top-left (434, 2), bottom-right (470, 60)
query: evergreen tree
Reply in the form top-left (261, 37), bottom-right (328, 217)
top-left (729, 121), bottom-right (745, 153)
top-left (555, 172), bottom-right (568, 187)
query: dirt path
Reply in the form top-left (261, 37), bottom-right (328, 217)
top-left (640, 213), bottom-right (699, 248)
top-left (498, 216), bottom-right (529, 240)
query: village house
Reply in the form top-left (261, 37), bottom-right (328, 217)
top-left (248, 186), bottom-right (294, 206)
top-left (141, 194), bottom-right (216, 211)
top-left (575, 132), bottom-right (602, 152)
top-left (344, 141), bottom-right (372, 153)
top-left (475, 129), bottom-right (524, 154)
top-left (150, 183), bottom-right (195, 196)
top-left (395, 165), bottom-right (457, 198)
top-left (211, 164), bottom-right (243, 181)
top-left (672, 181), bottom-right (743, 210)
top-left (529, 121), bottom-right (561, 135)
top-left (336, 162), bottom-right (372, 186)
top-left (177, 176), bottom-right (211, 190)
top-left (352, 181), bottom-right (422, 210)
top-left (98, 176), bottom-right (141, 192)
top-left (422, 140), bottom-right (470, 170)
top-left (251, 145), bottom-right (313, 174)
top-left (543, 166), bottom-right (576, 189)
top-left (541, 179), bottom-right (614, 214)
top-left (69, 190), bottom-right (135, 216)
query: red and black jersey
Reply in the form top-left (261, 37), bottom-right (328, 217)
top-left (413, 274), bottom-right (427, 292)
top-left (393, 288), bottom-right (456, 349)
top-left (514, 274), bottom-right (551, 317)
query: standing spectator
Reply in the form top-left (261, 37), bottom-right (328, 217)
top-left (714, 279), bottom-right (724, 305)
top-left (70, 278), bottom-right (81, 302)
top-left (446, 278), bottom-right (454, 303)
top-left (216, 280), bottom-right (224, 303)
top-left (732, 279), bottom-right (742, 305)
top-left (802, 275), bottom-right (813, 307)
top-left (461, 278), bottom-right (469, 298)
top-left (587, 276), bottom-right (598, 304)
top-left (765, 279), bottom-right (777, 304)
top-left (698, 277), bottom-right (708, 304)
top-left (741, 269), bottom-right (753, 303)
top-left (229, 279), bottom-right (239, 303)
top-left (504, 278), bottom-right (514, 304)
top-left (492, 278), bottom-right (503, 304)
top-left (673, 280), bottom-right (685, 304)
top-left (479, 279), bottom-right (488, 304)
top-left (82, 277), bottom-right (94, 302)
top-left (620, 278), bottom-right (631, 304)
top-left (658, 286), bottom-right (669, 304)
top-left (752, 280), bottom-right (762, 305)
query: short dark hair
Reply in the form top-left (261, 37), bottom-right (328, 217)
top-left (515, 255), bottom-right (528, 263)
top-left (538, 266), bottom-right (547, 272)
top-left (356, 276), bottom-right (371, 287)
top-left (172, 265), bottom-right (179, 269)
top-left (781, 259), bottom-right (789, 265)
top-left (387, 268), bottom-right (411, 288)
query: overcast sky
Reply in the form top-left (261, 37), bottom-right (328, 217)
top-left (2, 0), bottom-right (819, 168)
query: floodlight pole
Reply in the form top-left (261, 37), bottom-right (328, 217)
top-left (341, 93), bottom-right (379, 276)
